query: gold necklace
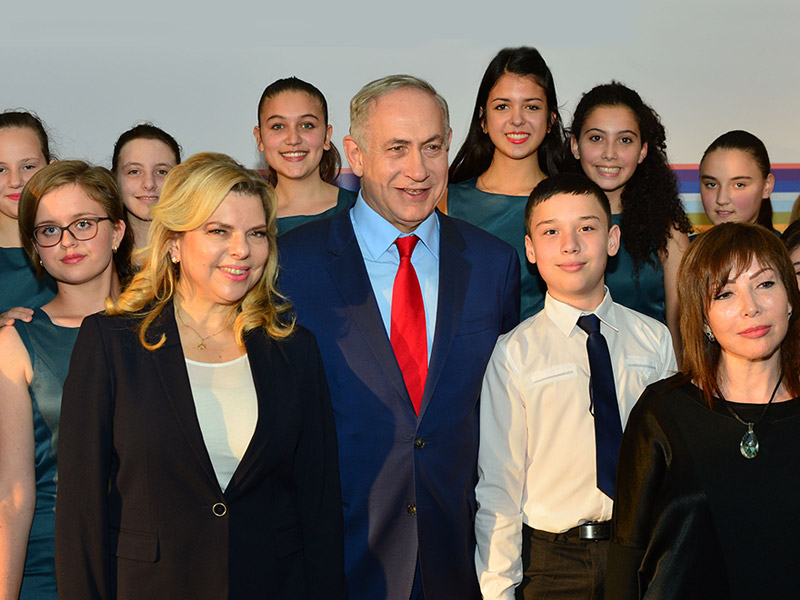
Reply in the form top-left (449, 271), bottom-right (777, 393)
top-left (175, 306), bottom-right (227, 350)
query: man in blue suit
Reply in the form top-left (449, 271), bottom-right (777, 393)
top-left (278, 74), bottom-right (520, 600)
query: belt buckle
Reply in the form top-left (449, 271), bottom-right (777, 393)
top-left (578, 521), bottom-right (610, 540)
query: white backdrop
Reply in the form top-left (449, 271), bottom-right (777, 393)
top-left (6, 1), bottom-right (798, 173)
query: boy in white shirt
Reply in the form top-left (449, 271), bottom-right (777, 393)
top-left (474, 173), bottom-right (677, 599)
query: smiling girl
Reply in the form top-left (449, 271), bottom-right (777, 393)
top-left (699, 130), bottom-right (776, 233)
top-left (448, 47), bottom-right (568, 320)
top-left (0, 111), bottom-right (57, 316)
top-left (253, 77), bottom-right (356, 234)
top-left (0, 161), bottom-right (130, 599)
top-left (569, 82), bottom-right (691, 350)
top-left (112, 123), bottom-right (181, 266)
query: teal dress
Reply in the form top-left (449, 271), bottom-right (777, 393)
top-left (448, 178), bottom-right (544, 320)
top-left (0, 247), bottom-right (56, 313)
top-left (606, 214), bottom-right (666, 323)
top-left (276, 187), bottom-right (357, 235)
top-left (14, 308), bottom-right (79, 599)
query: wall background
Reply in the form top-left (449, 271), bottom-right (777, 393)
top-left (6, 0), bottom-right (799, 221)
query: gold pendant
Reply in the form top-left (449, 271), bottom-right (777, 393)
top-left (197, 341), bottom-right (207, 350)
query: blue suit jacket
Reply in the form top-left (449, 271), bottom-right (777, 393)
top-left (279, 208), bottom-right (520, 600)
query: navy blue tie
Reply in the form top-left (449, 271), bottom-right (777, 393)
top-left (577, 314), bottom-right (622, 499)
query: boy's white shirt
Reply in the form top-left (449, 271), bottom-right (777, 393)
top-left (474, 288), bottom-right (677, 600)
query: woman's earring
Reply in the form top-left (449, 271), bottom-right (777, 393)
top-left (112, 245), bottom-right (118, 254)
top-left (704, 326), bottom-right (716, 342)
top-left (170, 255), bottom-right (179, 264)
top-left (789, 309), bottom-right (793, 320)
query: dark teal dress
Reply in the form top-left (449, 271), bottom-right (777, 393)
top-left (276, 187), bottom-right (357, 235)
top-left (607, 214), bottom-right (666, 323)
top-left (448, 178), bottom-right (544, 320)
top-left (0, 247), bottom-right (56, 313)
top-left (15, 308), bottom-right (79, 599)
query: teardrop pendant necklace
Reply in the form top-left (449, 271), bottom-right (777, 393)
top-left (719, 370), bottom-right (783, 459)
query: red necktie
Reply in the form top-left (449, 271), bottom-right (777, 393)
top-left (391, 235), bottom-right (427, 415)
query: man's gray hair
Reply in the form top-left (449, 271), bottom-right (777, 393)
top-left (349, 74), bottom-right (451, 148)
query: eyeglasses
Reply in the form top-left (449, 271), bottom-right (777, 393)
top-left (32, 217), bottom-right (113, 247)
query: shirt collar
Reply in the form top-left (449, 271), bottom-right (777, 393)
top-left (543, 287), bottom-right (619, 338)
top-left (351, 192), bottom-right (440, 260)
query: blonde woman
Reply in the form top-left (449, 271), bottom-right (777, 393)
top-left (54, 153), bottom-right (344, 599)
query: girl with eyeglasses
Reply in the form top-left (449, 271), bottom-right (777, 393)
top-left (0, 161), bottom-right (130, 599)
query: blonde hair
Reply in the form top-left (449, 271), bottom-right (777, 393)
top-left (108, 152), bottom-right (294, 350)
top-left (348, 74), bottom-right (451, 147)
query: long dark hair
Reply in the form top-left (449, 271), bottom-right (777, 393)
top-left (449, 47), bottom-right (568, 183)
top-left (256, 77), bottom-right (341, 186)
top-left (569, 82), bottom-right (691, 272)
top-left (701, 130), bottom-right (774, 230)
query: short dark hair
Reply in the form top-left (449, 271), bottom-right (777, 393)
top-left (112, 123), bottom-right (181, 173)
top-left (525, 173), bottom-right (612, 235)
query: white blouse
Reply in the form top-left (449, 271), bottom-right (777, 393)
top-left (185, 354), bottom-right (258, 492)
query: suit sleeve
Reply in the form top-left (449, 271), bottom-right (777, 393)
top-left (294, 331), bottom-right (346, 599)
top-left (55, 315), bottom-right (115, 599)
top-left (605, 387), bottom-right (669, 600)
top-left (499, 246), bottom-right (521, 334)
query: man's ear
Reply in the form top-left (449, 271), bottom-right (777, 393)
top-left (524, 234), bottom-right (536, 264)
top-left (342, 135), bottom-right (364, 177)
top-left (607, 223), bottom-right (621, 257)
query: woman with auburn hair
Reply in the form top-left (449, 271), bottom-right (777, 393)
top-left (54, 152), bottom-right (345, 599)
top-left (253, 77), bottom-right (356, 234)
top-left (0, 161), bottom-right (130, 599)
top-left (607, 223), bottom-right (800, 599)
top-left (448, 46), bottom-right (568, 319)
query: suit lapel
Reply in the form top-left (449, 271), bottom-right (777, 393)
top-left (418, 214), bottom-right (470, 420)
top-left (326, 212), bottom-right (411, 407)
top-left (150, 302), bottom-right (220, 491)
top-left (225, 330), bottom-right (277, 497)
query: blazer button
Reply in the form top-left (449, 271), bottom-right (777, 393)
top-left (414, 437), bottom-right (426, 449)
top-left (212, 502), bottom-right (227, 517)
top-left (407, 504), bottom-right (417, 515)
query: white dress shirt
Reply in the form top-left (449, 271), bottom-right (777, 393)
top-left (474, 289), bottom-right (677, 600)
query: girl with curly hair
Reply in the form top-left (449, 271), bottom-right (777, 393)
top-left (447, 47), bottom-right (569, 319)
top-left (569, 82), bottom-right (691, 349)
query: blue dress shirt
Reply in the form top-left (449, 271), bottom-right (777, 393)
top-left (350, 193), bottom-right (439, 360)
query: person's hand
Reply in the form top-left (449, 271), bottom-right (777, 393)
top-left (0, 307), bottom-right (34, 327)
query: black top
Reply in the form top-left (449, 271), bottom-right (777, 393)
top-left (607, 374), bottom-right (800, 599)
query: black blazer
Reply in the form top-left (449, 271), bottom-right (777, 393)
top-left (54, 303), bottom-right (345, 599)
